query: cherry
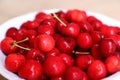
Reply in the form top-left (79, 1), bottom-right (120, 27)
top-left (14, 29), bottom-right (27, 41)
top-left (110, 35), bottom-right (120, 51)
top-left (38, 25), bottom-right (55, 36)
top-left (87, 60), bottom-right (107, 80)
top-left (5, 27), bottom-right (18, 39)
top-left (26, 48), bottom-right (45, 63)
top-left (23, 29), bottom-right (37, 45)
top-left (57, 37), bottom-right (76, 54)
top-left (45, 48), bottom-right (60, 58)
top-left (76, 54), bottom-right (94, 70)
top-left (61, 23), bottom-right (80, 38)
top-left (99, 38), bottom-right (116, 58)
top-left (99, 25), bottom-right (119, 38)
top-left (91, 44), bottom-right (104, 60)
top-left (18, 59), bottom-right (42, 80)
top-left (36, 34), bottom-right (55, 52)
top-left (64, 66), bottom-right (89, 80)
top-left (0, 37), bottom-right (17, 54)
top-left (59, 53), bottom-right (74, 67)
top-left (65, 9), bottom-right (87, 22)
top-left (20, 20), bottom-right (39, 29)
top-left (79, 20), bottom-right (93, 32)
top-left (90, 19), bottom-right (103, 30)
top-left (41, 18), bottom-right (57, 29)
top-left (77, 32), bottom-right (93, 50)
top-left (35, 12), bottom-right (53, 23)
top-left (52, 13), bottom-right (80, 38)
top-left (105, 55), bottom-right (120, 74)
top-left (5, 53), bottom-right (25, 73)
top-left (43, 56), bottom-right (66, 77)
top-left (91, 31), bottom-right (103, 44)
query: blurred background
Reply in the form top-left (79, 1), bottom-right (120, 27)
top-left (0, 0), bottom-right (120, 24)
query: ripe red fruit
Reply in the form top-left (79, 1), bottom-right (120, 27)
top-left (87, 60), bottom-right (107, 80)
top-left (64, 66), bottom-right (89, 80)
top-left (5, 27), bottom-right (18, 39)
top-left (57, 37), bottom-right (76, 54)
top-left (18, 59), bottom-right (42, 80)
top-left (43, 56), bottom-right (66, 77)
top-left (26, 48), bottom-right (45, 63)
top-left (76, 54), bottom-right (94, 70)
top-left (66, 9), bottom-right (87, 22)
top-left (91, 44), bottom-right (104, 60)
top-left (105, 55), bottom-right (120, 74)
top-left (45, 48), bottom-right (60, 58)
top-left (0, 37), bottom-right (17, 55)
top-left (41, 18), bottom-right (57, 29)
top-left (5, 53), bottom-right (25, 73)
top-left (77, 32), bottom-right (93, 50)
top-left (36, 34), bottom-right (55, 52)
top-left (91, 31), bottom-right (103, 44)
top-left (61, 23), bottom-right (80, 38)
top-left (20, 20), bottom-right (39, 29)
top-left (79, 20), bottom-right (93, 32)
top-left (110, 35), bottom-right (120, 51)
top-left (38, 25), bottom-right (55, 36)
top-left (99, 38), bottom-right (116, 58)
top-left (99, 25), bottom-right (119, 38)
top-left (59, 53), bottom-right (74, 67)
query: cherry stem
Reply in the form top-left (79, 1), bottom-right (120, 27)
top-left (51, 13), bottom-right (67, 26)
top-left (13, 43), bottom-right (31, 50)
top-left (72, 50), bottom-right (90, 54)
top-left (11, 37), bottom-right (31, 50)
top-left (15, 37), bottom-right (29, 44)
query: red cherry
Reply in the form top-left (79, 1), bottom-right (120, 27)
top-left (57, 37), bottom-right (76, 54)
top-left (23, 29), bottom-right (37, 44)
top-left (59, 53), bottom-right (74, 67)
top-left (41, 18), bottom-right (56, 29)
top-left (64, 66), bottom-right (89, 80)
top-left (99, 25), bottom-right (119, 38)
top-left (43, 56), bottom-right (66, 77)
top-left (20, 20), bottom-right (39, 29)
top-left (56, 18), bottom-right (68, 32)
top-left (26, 48), bottom-right (45, 63)
top-left (36, 34), bottom-right (55, 52)
top-left (0, 37), bottom-right (17, 55)
top-left (66, 9), bottom-right (87, 22)
top-left (90, 19), bottom-right (103, 30)
top-left (87, 60), bottom-right (107, 80)
top-left (105, 55), bottom-right (120, 74)
top-left (5, 53), bottom-right (25, 73)
top-left (99, 38), bottom-right (116, 58)
top-left (76, 54), bottom-right (94, 70)
top-left (5, 27), bottom-right (18, 39)
top-left (91, 31), bottom-right (103, 44)
top-left (91, 44), bottom-right (104, 60)
top-left (38, 25), bottom-right (55, 36)
top-left (62, 23), bottom-right (80, 38)
top-left (18, 59), bottom-right (42, 80)
top-left (77, 32), bottom-right (93, 50)
top-left (79, 20), bottom-right (93, 32)
top-left (45, 48), bottom-right (60, 58)
top-left (110, 35), bottom-right (120, 51)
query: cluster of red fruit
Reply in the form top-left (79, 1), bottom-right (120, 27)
top-left (1, 9), bottom-right (120, 80)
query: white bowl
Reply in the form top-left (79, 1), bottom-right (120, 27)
top-left (0, 9), bottom-right (120, 80)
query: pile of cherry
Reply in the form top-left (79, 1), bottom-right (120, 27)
top-left (1, 9), bottom-right (120, 80)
